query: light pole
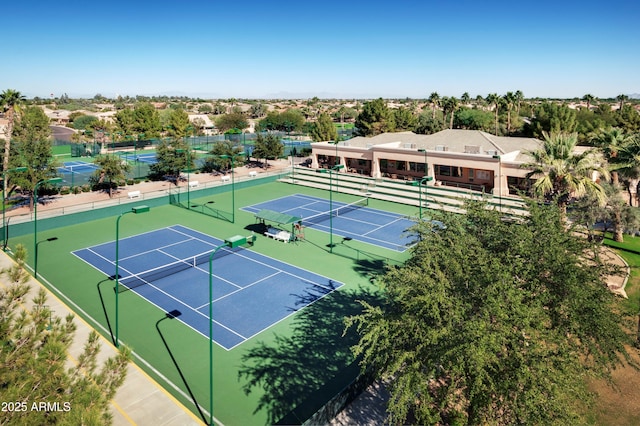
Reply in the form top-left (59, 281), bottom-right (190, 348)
top-left (114, 205), bottom-right (150, 347)
top-left (407, 176), bottom-right (433, 220)
top-left (35, 237), bottom-right (58, 279)
top-left (493, 155), bottom-right (502, 213)
top-left (218, 153), bottom-right (245, 223)
top-left (330, 140), bottom-right (340, 192)
top-left (418, 148), bottom-right (427, 176)
top-left (2, 166), bottom-right (27, 250)
top-left (34, 178), bottom-right (62, 277)
top-left (316, 164), bottom-right (344, 253)
top-left (176, 148), bottom-right (193, 208)
top-left (208, 234), bottom-right (255, 426)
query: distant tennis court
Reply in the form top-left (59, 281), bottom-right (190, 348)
top-left (242, 194), bottom-right (417, 251)
top-left (118, 152), bottom-right (157, 164)
top-left (58, 161), bottom-right (100, 175)
top-left (72, 225), bottom-right (343, 350)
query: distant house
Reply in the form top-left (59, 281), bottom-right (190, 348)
top-left (310, 129), bottom-right (547, 196)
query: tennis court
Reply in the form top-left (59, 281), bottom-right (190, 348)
top-left (117, 152), bottom-right (158, 164)
top-left (72, 224), bottom-right (343, 350)
top-left (58, 160), bottom-right (100, 175)
top-left (242, 194), bottom-right (417, 251)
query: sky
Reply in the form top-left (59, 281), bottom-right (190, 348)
top-left (2, 0), bottom-right (639, 100)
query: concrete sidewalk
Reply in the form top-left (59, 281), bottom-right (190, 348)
top-left (0, 251), bottom-right (204, 426)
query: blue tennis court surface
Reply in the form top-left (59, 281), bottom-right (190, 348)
top-left (242, 194), bottom-right (417, 252)
top-left (72, 225), bottom-right (343, 350)
top-left (58, 161), bottom-right (100, 174)
top-left (118, 152), bottom-right (157, 164)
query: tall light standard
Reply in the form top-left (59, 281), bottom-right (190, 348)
top-left (330, 140), bottom-right (340, 192)
top-left (418, 148), bottom-right (427, 176)
top-left (493, 155), bottom-right (502, 213)
top-left (2, 166), bottom-right (27, 250)
top-left (34, 178), bottom-right (62, 277)
top-left (407, 176), bottom-right (433, 220)
top-left (176, 148), bottom-right (193, 209)
top-left (316, 164), bottom-right (344, 253)
top-left (208, 234), bottom-right (255, 426)
top-left (35, 237), bottom-right (58, 279)
top-left (218, 153), bottom-right (245, 223)
top-left (114, 205), bottom-right (150, 347)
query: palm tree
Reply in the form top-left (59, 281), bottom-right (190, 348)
top-left (591, 128), bottom-right (632, 186)
top-left (428, 92), bottom-right (440, 120)
top-left (460, 92), bottom-right (471, 106)
top-left (582, 94), bottom-right (595, 111)
top-left (616, 94), bottom-right (629, 110)
top-left (503, 91), bottom-right (516, 135)
top-left (522, 132), bottom-right (609, 214)
top-left (514, 90), bottom-right (524, 116)
top-left (0, 89), bottom-right (26, 197)
top-left (442, 97), bottom-right (459, 129)
top-left (610, 135), bottom-right (640, 207)
top-left (486, 93), bottom-right (500, 135)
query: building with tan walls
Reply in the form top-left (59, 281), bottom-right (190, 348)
top-left (310, 129), bottom-right (545, 197)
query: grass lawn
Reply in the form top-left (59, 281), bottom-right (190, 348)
top-left (589, 233), bottom-right (640, 425)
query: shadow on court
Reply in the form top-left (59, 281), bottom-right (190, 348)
top-left (300, 234), bottom-right (403, 281)
top-left (237, 285), bottom-right (384, 425)
top-left (156, 310), bottom-right (208, 424)
top-left (96, 277), bottom-right (116, 345)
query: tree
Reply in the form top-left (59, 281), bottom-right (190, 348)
top-left (614, 104), bottom-right (640, 133)
top-left (355, 98), bottom-right (395, 137)
top-left (514, 90), bottom-right (524, 116)
top-left (346, 201), bottom-right (635, 425)
top-left (591, 127), bottom-right (633, 185)
top-left (522, 132), bottom-right (608, 213)
top-left (503, 91), bottom-right (516, 135)
top-left (279, 109), bottom-right (306, 133)
top-left (526, 102), bottom-right (577, 139)
top-left (202, 141), bottom-right (244, 173)
top-left (90, 155), bottom-right (131, 197)
top-left (114, 102), bottom-right (161, 139)
top-left (428, 92), bottom-right (440, 120)
top-left (310, 113), bottom-right (338, 142)
top-left (393, 107), bottom-right (418, 132)
top-left (215, 112), bottom-right (248, 133)
top-left (11, 106), bottom-right (58, 210)
top-left (582, 94), bottom-right (596, 111)
top-left (616, 94), bottom-right (629, 111)
top-left (166, 107), bottom-right (191, 139)
top-left (415, 112), bottom-right (444, 135)
top-left (257, 109), bottom-right (305, 133)
top-left (442, 96), bottom-right (459, 130)
top-left (253, 133), bottom-right (283, 168)
top-left (454, 108), bottom-right (494, 131)
top-left (460, 92), bottom-right (471, 106)
top-left (0, 254), bottom-right (131, 424)
top-left (250, 103), bottom-right (267, 119)
top-left (149, 139), bottom-right (190, 184)
top-left (486, 93), bottom-right (501, 135)
top-left (0, 89), bottom-right (26, 195)
top-left (609, 134), bottom-right (640, 207)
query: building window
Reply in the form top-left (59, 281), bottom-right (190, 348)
top-left (437, 165), bottom-right (462, 177)
top-left (476, 170), bottom-right (491, 180)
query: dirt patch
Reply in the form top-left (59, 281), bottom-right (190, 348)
top-left (589, 345), bottom-right (640, 425)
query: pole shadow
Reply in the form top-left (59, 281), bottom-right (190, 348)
top-left (155, 309), bottom-right (208, 424)
top-left (96, 276), bottom-right (117, 345)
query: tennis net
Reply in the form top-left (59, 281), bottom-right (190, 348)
top-left (60, 164), bottom-right (99, 173)
top-left (303, 197), bottom-right (369, 226)
top-left (117, 248), bottom-right (234, 292)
